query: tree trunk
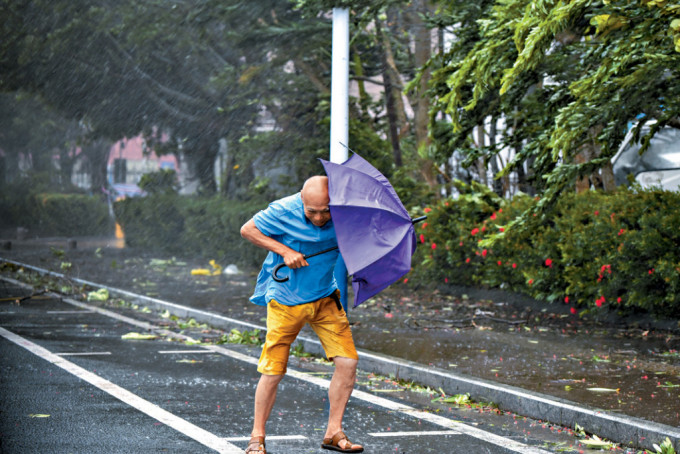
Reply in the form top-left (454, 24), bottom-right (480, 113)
top-left (476, 123), bottom-right (488, 186)
top-left (575, 124), bottom-right (605, 193)
top-left (85, 139), bottom-right (111, 195)
top-left (409, 0), bottom-right (436, 188)
top-left (59, 145), bottom-right (77, 190)
top-left (195, 144), bottom-right (218, 195)
top-left (352, 49), bottom-right (371, 120)
top-left (375, 18), bottom-right (403, 167)
top-left (600, 161), bottom-right (616, 192)
top-left (488, 117), bottom-right (503, 197)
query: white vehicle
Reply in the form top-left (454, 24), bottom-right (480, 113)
top-left (611, 122), bottom-right (680, 191)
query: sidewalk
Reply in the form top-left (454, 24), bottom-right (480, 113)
top-left (0, 236), bottom-right (678, 451)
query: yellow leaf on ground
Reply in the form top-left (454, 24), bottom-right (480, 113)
top-left (87, 288), bottom-right (109, 302)
top-left (586, 387), bottom-right (619, 393)
top-left (579, 437), bottom-right (615, 449)
top-left (121, 332), bottom-right (158, 340)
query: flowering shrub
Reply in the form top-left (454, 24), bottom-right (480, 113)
top-left (413, 183), bottom-right (680, 317)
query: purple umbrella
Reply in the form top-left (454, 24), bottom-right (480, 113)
top-left (272, 153), bottom-right (424, 307)
top-left (321, 153), bottom-right (424, 307)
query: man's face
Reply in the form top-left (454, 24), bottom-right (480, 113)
top-left (303, 203), bottom-right (331, 227)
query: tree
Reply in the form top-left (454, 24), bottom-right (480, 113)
top-left (427, 0), bottom-right (680, 215)
top-left (1, 0), bottom-right (267, 194)
top-left (0, 92), bottom-right (89, 191)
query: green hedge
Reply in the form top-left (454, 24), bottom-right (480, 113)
top-left (414, 182), bottom-right (680, 318)
top-left (113, 195), bottom-right (268, 268)
top-left (0, 191), bottom-right (111, 237)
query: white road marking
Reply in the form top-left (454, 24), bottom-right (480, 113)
top-left (0, 327), bottom-right (242, 454)
top-left (54, 351), bottom-right (111, 356)
top-left (47, 310), bottom-right (94, 314)
top-left (158, 349), bottom-right (214, 354)
top-left (282, 367), bottom-right (554, 454)
top-left (223, 435), bottom-right (307, 442)
top-left (369, 430), bottom-right (461, 437)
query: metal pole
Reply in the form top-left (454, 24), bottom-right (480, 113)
top-left (330, 7), bottom-right (349, 311)
top-left (330, 8), bottom-right (349, 165)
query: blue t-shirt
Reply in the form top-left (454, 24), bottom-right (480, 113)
top-left (250, 193), bottom-right (339, 306)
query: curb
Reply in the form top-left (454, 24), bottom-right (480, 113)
top-left (2, 257), bottom-right (679, 452)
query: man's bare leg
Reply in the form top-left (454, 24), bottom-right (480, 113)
top-left (250, 374), bottom-right (284, 444)
top-left (323, 356), bottom-right (362, 450)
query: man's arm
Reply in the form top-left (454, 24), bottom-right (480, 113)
top-left (240, 219), bottom-right (309, 269)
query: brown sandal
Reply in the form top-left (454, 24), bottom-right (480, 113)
top-left (245, 436), bottom-right (266, 454)
top-left (321, 431), bottom-right (364, 453)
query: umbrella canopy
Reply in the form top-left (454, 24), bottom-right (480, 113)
top-left (320, 153), bottom-right (420, 307)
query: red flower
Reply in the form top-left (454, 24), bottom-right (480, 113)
top-left (424, 207), bottom-right (432, 213)
top-left (598, 264), bottom-right (612, 281)
top-left (419, 234), bottom-right (425, 244)
top-left (617, 297), bottom-right (622, 304)
top-left (481, 226), bottom-right (486, 232)
top-left (499, 227), bottom-right (505, 232)
top-left (431, 243), bottom-right (437, 250)
top-left (570, 307), bottom-right (577, 315)
top-left (482, 249), bottom-right (488, 257)
top-left (471, 228), bottom-right (480, 236)
top-left (465, 258), bottom-right (471, 263)
top-left (444, 278), bottom-right (449, 283)
top-left (594, 210), bottom-right (599, 216)
top-left (497, 261), bottom-right (502, 266)
top-left (564, 296), bottom-right (569, 304)
top-left (403, 278), bottom-right (408, 283)
top-left (618, 228), bottom-right (625, 236)
top-left (490, 212), bottom-right (497, 220)
top-left (528, 279), bottom-right (534, 285)
top-left (512, 263), bottom-right (517, 269)
top-left (459, 241), bottom-right (463, 247)
top-left (421, 222), bottom-right (428, 229)
top-left (545, 258), bottom-right (553, 267)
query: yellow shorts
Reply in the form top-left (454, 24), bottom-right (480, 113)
top-left (257, 291), bottom-right (358, 375)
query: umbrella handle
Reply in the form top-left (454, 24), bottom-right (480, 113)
top-left (272, 246), bottom-right (339, 283)
top-left (411, 216), bottom-right (427, 224)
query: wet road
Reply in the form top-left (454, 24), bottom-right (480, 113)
top-left (0, 278), bottom-right (589, 453)
top-left (2, 239), bottom-right (678, 430)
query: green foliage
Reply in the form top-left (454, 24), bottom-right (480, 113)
top-left (114, 195), bottom-right (268, 268)
top-left (0, 189), bottom-right (111, 236)
top-left (427, 0), bottom-right (680, 221)
top-left (414, 184), bottom-right (680, 318)
top-left (113, 195), bottom-right (184, 252)
top-left (647, 437), bottom-right (677, 454)
top-left (138, 169), bottom-right (179, 195)
top-left (217, 328), bottom-right (263, 346)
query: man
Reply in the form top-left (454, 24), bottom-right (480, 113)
top-left (240, 175), bottom-right (364, 454)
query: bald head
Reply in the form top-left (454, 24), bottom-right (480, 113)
top-left (301, 176), bottom-right (331, 227)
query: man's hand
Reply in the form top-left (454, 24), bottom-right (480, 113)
top-left (241, 219), bottom-right (308, 269)
top-left (282, 250), bottom-right (309, 269)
